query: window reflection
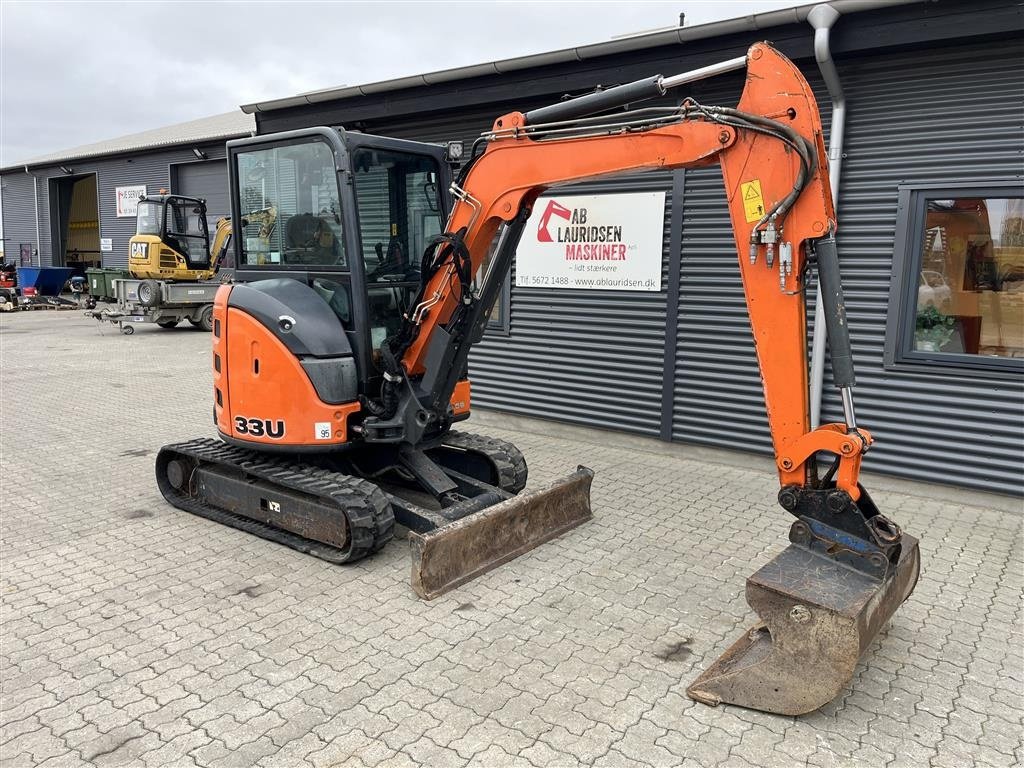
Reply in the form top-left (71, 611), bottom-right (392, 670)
top-left (916, 197), bottom-right (1024, 358)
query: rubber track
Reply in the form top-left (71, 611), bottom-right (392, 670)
top-left (158, 438), bottom-right (394, 564)
top-left (440, 431), bottom-right (529, 494)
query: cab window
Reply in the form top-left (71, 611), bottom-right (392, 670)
top-left (235, 140), bottom-right (345, 268)
top-left (136, 201), bottom-right (161, 235)
top-left (351, 148), bottom-right (444, 284)
top-left (351, 148), bottom-right (445, 351)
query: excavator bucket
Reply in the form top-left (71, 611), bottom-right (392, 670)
top-left (409, 467), bottom-right (594, 599)
top-left (688, 521), bottom-right (920, 715)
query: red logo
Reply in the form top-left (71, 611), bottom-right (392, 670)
top-left (537, 199), bottom-right (571, 242)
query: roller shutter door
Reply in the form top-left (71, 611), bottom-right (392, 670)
top-left (176, 161), bottom-right (230, 225)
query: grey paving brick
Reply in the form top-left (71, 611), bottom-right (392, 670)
top-left (0, 311), bottom-right (1020, 768)
top-left (401, 736), bottom-right (471, 768)
top-left (307, 728), bottom-right (393, 768)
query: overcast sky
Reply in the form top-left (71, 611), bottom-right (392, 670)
top-left (0, 0), bottom-right (798, 166)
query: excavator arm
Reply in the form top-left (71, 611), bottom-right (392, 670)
top-left (373, 42), bottom-right (919, 715)
top-left (394, 42), bottom-right (847, 499)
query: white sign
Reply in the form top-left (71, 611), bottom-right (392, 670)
top-left (100, 238), bottom-right (112, 252)
top-left (516, 191), bottom-right (666, 291)
top-left (115, 185), bottom-right (146, 217)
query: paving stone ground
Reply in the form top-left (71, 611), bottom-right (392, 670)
top-left (1, 309), bottom-right (1021, 768)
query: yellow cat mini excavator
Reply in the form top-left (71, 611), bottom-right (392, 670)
top-left (156, 43), bottom-right (920, 716)
top-left (128, 194), bottom-right (235, 281)
top-left (128, 194), bottom-right (278, 282)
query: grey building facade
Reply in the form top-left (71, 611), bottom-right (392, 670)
top-left (245, 0), bottom-right (1024, 495)
top-left (0, 111), bottom-right (253, 271)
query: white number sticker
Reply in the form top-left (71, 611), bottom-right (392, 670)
top-left (315, 422), bottom-right (332, 440)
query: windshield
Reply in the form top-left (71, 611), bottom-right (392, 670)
top-left (136, 201), bottom-right (162, 235)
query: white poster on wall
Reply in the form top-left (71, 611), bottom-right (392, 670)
top-left (100, 238), bottom-right (113, 252)
top-left (115, 185), bottom-right (146, 217)
top-left (515, 191), bottom-right (666, 291)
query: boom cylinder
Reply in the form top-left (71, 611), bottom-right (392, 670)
top-left (524, 76), bottom-right (665, 125)
top-left (814, 235), bottom-right (856, 392)
top-left (523, 54), bottom-right (748, 126)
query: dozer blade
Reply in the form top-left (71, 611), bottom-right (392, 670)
top-left (409, 466), bottom-right (594, 600)
top-left (687, 532), bottom-right (920, 715)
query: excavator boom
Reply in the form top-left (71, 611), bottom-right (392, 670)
top-left (371, 42), bottom-right (919, 714)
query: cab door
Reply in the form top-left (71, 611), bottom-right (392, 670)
top-left (226, 128), bottom-right (453, 392)
top-left (344, 134), bottom-right (452, 372)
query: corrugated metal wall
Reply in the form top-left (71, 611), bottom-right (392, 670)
top-left (673, 163), bottom-right (774, 452)
top-left (175, 160), bottom-right (230, 224)
top-left (0, 172), bottom-right (42, 263)
top-left (820, 39), bottom-right (1024, 494)
top-left (0, 141), bottom-right (228, 269)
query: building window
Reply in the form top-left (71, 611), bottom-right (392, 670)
top-left (886, 183), bottom-right (1024, 374)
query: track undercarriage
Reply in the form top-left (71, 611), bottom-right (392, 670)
top-left (156, 431), bottom-right (594, 599)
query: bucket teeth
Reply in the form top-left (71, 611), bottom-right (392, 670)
top-left (687, 533), bottom-right (920, 715)
top-left (410, 466), bottom-right (594, 600)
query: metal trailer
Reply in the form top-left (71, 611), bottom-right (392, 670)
top-left (85, 278), bottom-right (220, 335)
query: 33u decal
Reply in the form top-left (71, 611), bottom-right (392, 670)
top-left (234, 416), bottom-right (285, 439)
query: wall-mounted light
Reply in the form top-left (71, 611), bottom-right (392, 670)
top-left (192, 148), bottom-right (207, 160)
top-left (59, 165), bottom-right (73, 174)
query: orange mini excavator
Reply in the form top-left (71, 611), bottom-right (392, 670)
top-left (156, 43), bottom-right (920, 715)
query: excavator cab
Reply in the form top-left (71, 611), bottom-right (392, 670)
top-left (224, 130), bottom-right (464, 398)
top-left (130, 195), bottom-right (212, 279)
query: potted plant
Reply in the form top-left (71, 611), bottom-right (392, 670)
top-left (915, 304), bottom-right (956, 351)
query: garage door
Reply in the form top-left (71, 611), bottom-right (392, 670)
top-left (175, 160), bottom-right (229, 225)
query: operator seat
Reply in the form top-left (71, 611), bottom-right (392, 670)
top-left (286, 214), bottom-right (339, 265)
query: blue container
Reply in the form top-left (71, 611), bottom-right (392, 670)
top-left (16, 267), bottom-right (74, 296)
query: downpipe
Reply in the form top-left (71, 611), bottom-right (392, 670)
top-left (808, 4), bottom-right (846, 427)
top-left (25, 166), bottom-right (41, 267)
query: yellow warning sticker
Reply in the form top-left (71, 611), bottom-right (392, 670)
top-left (741, 179), bottom-right (765, 223)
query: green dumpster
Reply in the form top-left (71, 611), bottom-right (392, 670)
top-left (86, 268), bottom-right (105, 298)
top-left (86, 267), bottom-right (130, 302)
